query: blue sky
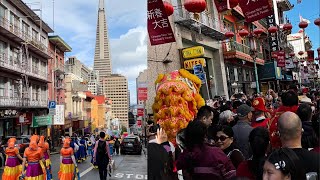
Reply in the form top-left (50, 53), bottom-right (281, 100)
top-left (287, 0), bottom-right (320, 54)
top-left (24, 0), bottom-right (147, 105)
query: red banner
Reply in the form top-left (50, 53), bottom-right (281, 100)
top-left (138, 87), bottom-right (148, 101)
top-left (307, 50), bottom-right (314, 62)
top-left (16, 112), bottom-right (32, 125)
top-left (277, 51), bottom-right (285, 67)
top-left (238, 0), bottom-right (273, 23)
top-left (137, 109), bottom-right (144, 117)
top-left (147, 0), bottom-right (175, 45)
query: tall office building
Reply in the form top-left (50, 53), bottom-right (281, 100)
top-left (93, 0), bottom-right (112, 79)
top-left (88, 70), bottom-right (101, 95)
top-left (93, 0), bottom-right (129, 129)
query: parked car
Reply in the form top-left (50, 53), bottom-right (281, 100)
top-left (120, 135), bottom-right (142, 155)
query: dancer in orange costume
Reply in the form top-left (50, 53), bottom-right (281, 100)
top-left (38, 136), bottom-right (52, 180)
top-left (1, 138), bottom-right (23, 180)
top-left (58, 137), bottom-right (78, 180)
top-left (21, 135), bottom-right (46, 180)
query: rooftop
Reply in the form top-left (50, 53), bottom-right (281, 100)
top-left (49, 35), bottom-right (72, 52)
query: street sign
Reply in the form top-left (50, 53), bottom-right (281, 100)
top-left (19, 115), bottom-right (24, 123)
top-left (193, 64), bottom-right (206, 84)
top-left (49, 109), bottom-right (56, 115)
top-left (48, 101), bottom-right (56, 109)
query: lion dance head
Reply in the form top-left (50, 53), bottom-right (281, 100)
top-left (152, 69), bottom-right (205, 144)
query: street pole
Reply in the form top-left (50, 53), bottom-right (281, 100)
top-left (253, 56), bottom-right (260, 94)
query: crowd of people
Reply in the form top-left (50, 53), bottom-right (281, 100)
top-left (148, 85), bottom-right (320, 180)
top-left (1, 132), bottom-right (117, 180)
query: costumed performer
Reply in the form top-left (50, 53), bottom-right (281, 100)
top-left (1, 138), bottom-right (23, 180)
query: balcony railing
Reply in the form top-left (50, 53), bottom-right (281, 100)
top-left (174, 9), bottom-right (225, 40)
top-left (0, 53), bottom-right (22, 73)
top-left (0, 97), bottom-right (47, 108)
top-left (29, 68), bottom-right (48, 81)
top-left (0, 17), bottom-right (50, 58)
top-left (223, 41), bottom-right (264, 59)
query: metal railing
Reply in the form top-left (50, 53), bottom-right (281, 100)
top-left (0, 17), bottom-right (49, 56)
top-left (29, 68), bottom-right (48, 80)
top-left (174, 8), bottom-right (221, 31)
top-left (223, 41), bottom-right (264, 59)
top-left (0, 53), bottom-right (22, 72)
top-left (0, 97), bottom-right (21, 107)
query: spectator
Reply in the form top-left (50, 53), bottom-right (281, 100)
top-left (269, 91), bottom-right (299, 149)
top-left (232, 104), bottom-right (254, 159)
top-left (214, 125), bottom-right (244, 168)
top-left (176, 120), bottom-right (236, 180)
top-left (251, 97), bottom-right (271, 128)
top-left (263, 148), bottom-right (306, 180)
top-left (278, 112), bottom-right (320, 175)
top-left (194, 105), bottom-right (214, 127)
top-left (237, 127), bottom-right (270, 180)
top-left (297, 103), bottom-right (318, 150)
top-left (218, 110), bottom-right (236, 126)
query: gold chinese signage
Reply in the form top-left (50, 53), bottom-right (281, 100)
top-left (182, 46), bottom-right (205, 59)
top-left (183, 58), bottom-right (206, 70)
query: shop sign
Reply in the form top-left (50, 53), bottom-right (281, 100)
top-left (277, 51), bottom-right (285, 67)
top-left (0, 109), bottom-right (18, 118)
top-left (183, 58), bottom-right (206, 70)
top-left (32, 115), bottom-right (52, 127)
top-left (137, 108), bottom-right (144, 117)
top-left (267, 15), bottom-right (279, 54)
top-left (137, 87), bottom-right (148, 101)
top-left (53, 105), bottom-right (65, 125)
top-left (16, 112), bottom-right (32, 125)
top-left (182, 46), bottom-right (205, 59)
top-left (147, 0), bottom-right (175, 45)
top-left (238, 0), bottom-right (273, 23)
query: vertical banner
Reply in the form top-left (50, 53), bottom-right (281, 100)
top-left (137, 108), bottom-right (144, 117)
top-left (277, 51), bottom-right (285, 67)
top-left (53, 105), bottom-right (65, 125)
top-left (238, 0), bottom-right (273, 23)
top-left (137, 87), bottom-right (148, 101)
top-left (267, 15), bottom-right (279, 61)
top-left (307, 50), bottom-right (314, 62)
top-left (147, 0), bottom-right (175, 45)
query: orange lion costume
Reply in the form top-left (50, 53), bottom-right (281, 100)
top-left (152, 69), bottom-right (205, 144)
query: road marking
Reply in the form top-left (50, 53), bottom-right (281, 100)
top-left (80, 166), bottom-right (94, 177)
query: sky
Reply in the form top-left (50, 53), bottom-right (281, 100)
top-left (286, 0), bottom-right (320, 53)
top-left (23, 0), bottom-right (147, 105)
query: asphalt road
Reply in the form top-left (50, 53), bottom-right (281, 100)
top-left (0, 148), bottom-right (147, 180)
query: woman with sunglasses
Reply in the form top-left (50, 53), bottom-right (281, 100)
top-left (214, 125), bottom-right (244, 168)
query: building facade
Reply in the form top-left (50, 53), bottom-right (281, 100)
top-left (0, 0), bottom-right (53, 137)
top-left (65, 56), bottom-right (90, 82)
top-left (102, 75), bottom-right (128, 129)
top-left (88, 70), bottom-right (101, 95)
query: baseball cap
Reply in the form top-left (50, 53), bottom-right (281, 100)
top-left (236, 104), bottom-right (254, 117)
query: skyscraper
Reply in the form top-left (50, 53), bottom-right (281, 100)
top-left (93, 0), bottom-right (112, 78)
top-left (93, 0), bottom-right (129, 129)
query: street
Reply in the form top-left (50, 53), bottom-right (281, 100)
top-left (0, 149), bottom-right (147, 180)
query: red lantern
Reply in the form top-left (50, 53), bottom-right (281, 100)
top-left (163, 1), bottom-right (174, 16)
top-left (299, 21), bottom-right (308, 29)
top-left (300, 58), bottom-right (305, 62)
top-left (268, 26), bottom-right (278, 34)
top-left (239, 29), bottom-right (249, 38)
top-left (283, 23), bottom-right (293, 31)
top-left (184, 0), bottom-right (207, 13)
top-left (293, 60), bottom-right (298, 64)
top-left (289, 52), bottom-right (295, 57)
top-left (253, 28), bottom-right (264, 36)
top-left (298, 51), bottom-right (304, 56)
top-left (314, 18), bottom-right (320, 26)
top-left (225, 31), bottom-right (235, 39)
top-left (271, 52), bottom-right (278, 58)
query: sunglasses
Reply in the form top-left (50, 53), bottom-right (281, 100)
top-left (214, 136), bottom-right (229, 142)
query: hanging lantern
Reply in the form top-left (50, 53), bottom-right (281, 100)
top-left (184, 0), bottom-right (207, 20)
top-left (299, 21), bottom-right (308, 29)
top-left (300, 58), bottom-right (305, 62)
top-left (163, 1), bottom-right (174, 16)
top-left (225, 31), bottom-right (235, 39)
top-left (293, 59), bottom-right (299, 64)
top-left (283, 23), bottom-right (293, 31)
top-left (268, 26), bottom-right (278, 34)
top-left (298, 51), bottom-right (304, 56)
top-left (271, 52), bottom-right (278, 59)
top-left (239, 29), bottom-right (249, 38)
top-left (314, 18), bottom-right (320, 26)
top-left (253, 28), bottom-right (264, 37)
top-left (289, 52), bottom-right (295, 57)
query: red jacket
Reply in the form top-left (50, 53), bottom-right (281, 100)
top-left (268, 105), bottom-right (299, 149)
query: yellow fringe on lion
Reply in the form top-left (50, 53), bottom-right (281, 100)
top-left (152, 69), bottom-right (205, 144)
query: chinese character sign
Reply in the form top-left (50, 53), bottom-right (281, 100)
top-left (148, 0), bottom-right (175, 45)
top-left (214, 0), bottom-right (229, 12)
top-left (307, 50), bottom-right (314, 62)
top-left (138, 87), bottom-right (148, 101)
top-left (238, 0), bottom-right (273, 23)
